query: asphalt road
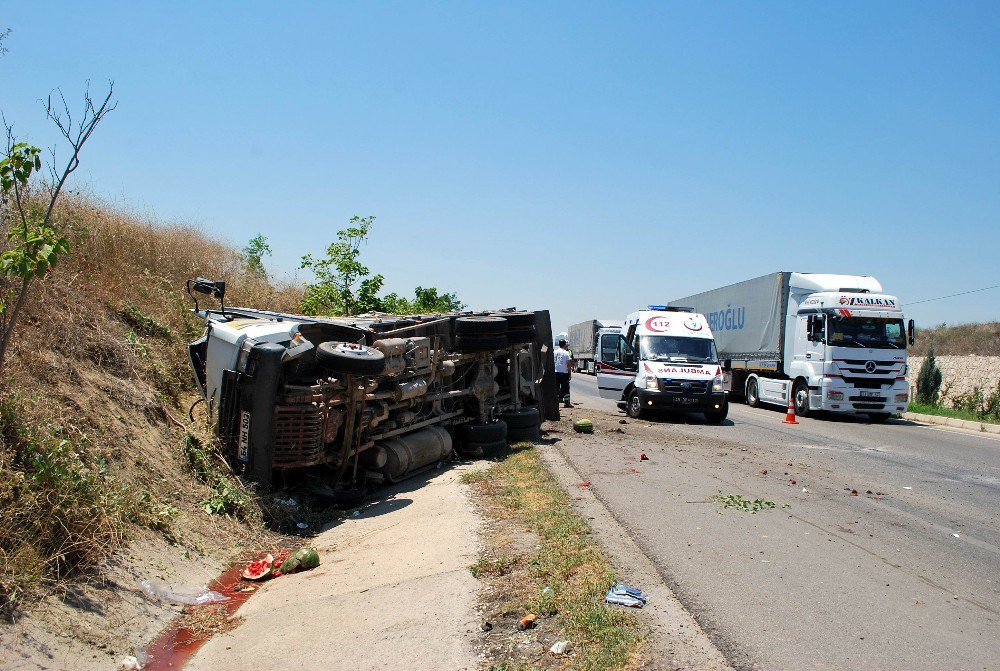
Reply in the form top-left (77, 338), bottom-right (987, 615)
top-left (563, 374), bottom-right (1000, 671)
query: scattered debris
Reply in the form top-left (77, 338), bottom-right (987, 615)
top-left (903, 486), bottom-right (913, 490)
top-left (138, 578), bottom-right (229, 606)
top-left (542, 586), bottom-right (554, 597)
top-left (296, 521), bottom-right (310, 529)
top-left (518, 613), bottom-right (538, 630)
top-left (850, 490), bottom-right (859, 496)
top-left (352, 510), bottom-right (361, 517)
top-left (760, 469), bottom-right (768, 475)
top-left (573, 419), bottom-right (594, 434)
top-left (550, 640), bottom-right (573, 655)
top-left (608, 427), bottom-right (626, 434)
top-left (640, 453), bottom-right (649, 461)
top-left (710, 492), bottom-right (776, 513)
top-left (619, 419), bottom-right (628, 424)
top-left (579, 481), bottom-right (591, 487)
top-left (279, 546), bottom-right (321, 574)
top-left (605, 582), bottom-right (648, 608)
top-left (273, 496), bottom-right (299, 508)
top-left (120, 656), bottom-right (141, 671)
top-left (789, 479), bottom-right (797, 485)
top-left (952, 533), bottom-right (960, 538)
top-left (481, 621), bottom-right (494, 632)
top-left (802, 487), bottom-right (810, 493)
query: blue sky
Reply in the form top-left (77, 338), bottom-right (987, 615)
top-left (2, 1), bottom-right (998, 333)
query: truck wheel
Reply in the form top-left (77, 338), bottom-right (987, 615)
top-left (500, 406), bottom-right (540, 429)
top-left (793, 380), bottom-right (810, 417)
top-left (703, 399), bottom-right (729, 424)
top-left (506, 424), bottom-right (540, 442)
top-left (316, 342), bottom-right (387, 376)
top-left (746, 378), bottom-right (760, 408)
top-left (867, 413), bottom-right (890, 423)
top-left (458, 420), bottom-right (508, 443)
top-left (455, 316), bottom-right (507, 336)
top-left (505, 327), bottom-right (536, 344)
top-left (492, 312), bottom-right (535, 329)
top-left (455, 334), bottom-right (508, 352)
top-left (626, 390), bottom-right (646, 419)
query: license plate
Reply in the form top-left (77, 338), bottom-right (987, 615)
top-left (238, 410), bottom-right (251, 462)
top-left (859, 390), bottom-right (880, 398)
top-left (676, 397), bottom-right (698, 405)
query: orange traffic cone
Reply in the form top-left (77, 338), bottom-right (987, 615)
top-left (782, 395), bottom-right (799, 425)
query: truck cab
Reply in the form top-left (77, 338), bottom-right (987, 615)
top-left (790, 282), bottom-right (911, 421)
top-left (597, 307), bottom-right (728, 423)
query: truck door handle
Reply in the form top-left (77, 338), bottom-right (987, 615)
top-left (806, 353), bottom-right (812, 359)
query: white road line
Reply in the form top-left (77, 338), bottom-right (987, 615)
top-left (911, 422), bottom-right (1000, 443)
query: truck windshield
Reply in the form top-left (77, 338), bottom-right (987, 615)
top-left (639, 336), bottom-right (717, 363)
top-left (828, 317), bottom-right (906, 349)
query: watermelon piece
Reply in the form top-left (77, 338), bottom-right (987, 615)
top-left (241, 553), bottom-right (274, 581)
top-left (280, 546), bottom-right (320, 574)
top-left (573, 419), bottom-right (594, 434)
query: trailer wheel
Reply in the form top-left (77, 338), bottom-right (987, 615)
top-left (793, 380), bottom-right (810, 417)
top-left (626, 390), bottom-right (646, 419)
top-left (316, 342), bottom-right (387, 376)
top-left (746, 378), bottom-right (760, 408)
top-left (455, 334), bottom-right (508, 352)
top-left (455, 316), bottom-right (507, 336)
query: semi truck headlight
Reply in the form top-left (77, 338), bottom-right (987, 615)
top-left (712, 375), bottom-right (724, 392)
top-left (827, 390), bottom-right (844, 401)
top-left (895, 393), bottom-right (908, 403)
top-left (645, 377), bottom-right (659, 390)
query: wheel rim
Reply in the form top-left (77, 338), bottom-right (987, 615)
top-left (795, 386), bottom-right (808, 412)
top-left (747, 381), bottom-right (757, 405)
top-left (629, 393), bottom-right (640, 416)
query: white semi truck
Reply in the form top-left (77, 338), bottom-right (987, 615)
top-left (597, 307), bottom-right (728, 422)
top-left (668, 273), bottom-right (914, 422)
top-left (566, 319), bottom-right (623, 374)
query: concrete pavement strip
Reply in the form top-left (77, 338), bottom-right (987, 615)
top-left (186, 463), bottom-right (484, 671)
top-left (902, 411), bottom-right (1000, 436)
top-left (537, 441), bottom-right (731, 670)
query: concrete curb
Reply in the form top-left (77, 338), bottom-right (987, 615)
top-left (903, 411), bottom-right (1000, 435)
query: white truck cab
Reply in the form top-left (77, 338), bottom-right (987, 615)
top-left (597, 307), bottom-right (728, 422)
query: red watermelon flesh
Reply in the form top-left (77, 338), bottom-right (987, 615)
top-left (241, 553), bottom-right (274, 581)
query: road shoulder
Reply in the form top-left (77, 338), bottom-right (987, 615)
top-left (538, 426), bottom-right (730, 670)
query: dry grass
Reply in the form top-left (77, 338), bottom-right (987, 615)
top-left (911, 322), bottom-right (1000, 357)
top-left (0, 191), bottom-right (300, 617)
top-left (465, 444), bottom-right (646, 671)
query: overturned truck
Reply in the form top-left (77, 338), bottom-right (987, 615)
top-left (185, 278), bottom-right (557, 500)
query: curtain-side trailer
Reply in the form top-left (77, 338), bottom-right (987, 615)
top-left (566, 319), bottom-right (622, 374)
top-left (669, 272), bottom-right (914, 421)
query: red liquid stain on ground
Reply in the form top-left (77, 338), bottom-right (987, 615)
top-left (140, 564), bottom-right (256, 671)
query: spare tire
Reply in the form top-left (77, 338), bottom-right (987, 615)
top-left (455, 316), bottom-right (507, 336)
top-left (500, 406), bottom-right (540, 430)
top-left (455, 334), bottom-right (508, 352)
top-left (316, 342), bottom-right (387, 376)
top-left (505, 327), bottom-right (536, 345)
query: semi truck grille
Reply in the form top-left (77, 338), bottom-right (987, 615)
top-left (841, 377), bottom-right (889, 389)
top-left (218, 369), bottom-right (243, 457)
top-left (660, 379), bottom-right (708, 394)
top-left (852, 402), bottom-right (886, 410)
top-left (849, 395), bottom-right (887, 403)
top-left (273, 405), bottom-right (325, 468)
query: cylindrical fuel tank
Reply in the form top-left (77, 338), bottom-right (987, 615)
top-left (380, 426), bottom-right (452, 482)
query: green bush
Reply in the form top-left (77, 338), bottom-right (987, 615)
top-left (916, 347), bottom-right (943, 405)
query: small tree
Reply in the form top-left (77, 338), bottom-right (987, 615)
top-left (300, 215), bottom-right (384, 316)
top-left (0, 83), bottom-right (116, 375)
top-left (380, 286), bottom-right (465, 314)
top-left (242, 233), bottom-right (272, 278)
top-left (916, 346), bottom-right (943, 405)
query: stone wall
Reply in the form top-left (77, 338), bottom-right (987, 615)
top-left (905, 355), bottom-right (1000, 406)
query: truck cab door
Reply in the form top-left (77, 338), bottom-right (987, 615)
top-left (792, 314), bottom-right (825, 390)
top-left (597, 334), bottom-right (637, 399)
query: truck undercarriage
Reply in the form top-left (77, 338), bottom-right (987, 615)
top-left (185, 278), bottom-right (557, 502)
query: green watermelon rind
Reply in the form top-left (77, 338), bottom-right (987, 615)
top-left (573, 419), bottom-right (594, 434)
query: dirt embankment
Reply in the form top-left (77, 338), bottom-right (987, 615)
top-left (0, 193), bottom-right (301, 669)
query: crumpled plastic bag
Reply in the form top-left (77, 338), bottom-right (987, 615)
top-left (138, 578), bottom-right (228, 605)
top-left (605, 582), bottom-right (648, 608)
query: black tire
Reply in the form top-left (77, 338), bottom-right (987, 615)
top-left (703, 399), bottom-right (729, 424)
top-left (793, 380), bottom-right (810, 417)
top-left (500, 406), bottom-right (540, 430)
top-left (492, 312), bottom-right (536, 329)
top-left (506, 327), bottom-right (536, 345)
top-left (867, 413), bottom-right (890, 423)
top-left (507, 424), bottom-right (540, 442)
top-left (459, 420), bottom-right (508, 443)
top-left (455, 334), bottom-right (508, 352)
top-left (316, 341), bottom-right (386, 375)
top-left (626, 389), bottom-right (646, 419)
top-left (455, 316), bottom-right (507, 336)
top-left (746, 378), bottom-right (760, 408)
top-left (469, 439), bottom-right (507, 458)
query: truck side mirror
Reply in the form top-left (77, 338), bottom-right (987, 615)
top-left (908, 319), bottom-right (915, 346)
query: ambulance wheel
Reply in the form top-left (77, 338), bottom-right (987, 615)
top-left (746, 378), bottom-right (760, 408)
top-left (793, 380), bottom-right (810, 417)
top-left (626, 390), bottom-right (646, 419)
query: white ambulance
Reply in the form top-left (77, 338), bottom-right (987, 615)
top-left (597, 307), bottom-right (728, 422)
